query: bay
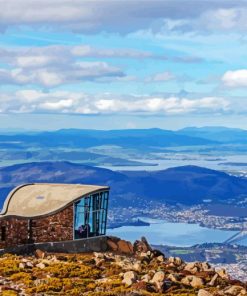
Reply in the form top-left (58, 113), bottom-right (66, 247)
top-left (107, 219), bottom-right (246, 247)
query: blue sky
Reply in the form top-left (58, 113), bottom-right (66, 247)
top-left (0, 0), bottom-right (247, 130)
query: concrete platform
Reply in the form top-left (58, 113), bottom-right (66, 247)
top-left (0, 236), bottom-right (108, 255)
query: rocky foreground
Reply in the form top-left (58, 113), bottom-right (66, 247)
top-left (0, 237), bottom-right (246, 296)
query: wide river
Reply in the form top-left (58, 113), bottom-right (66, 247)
top-left (107, 218), bottom-right (247, 247)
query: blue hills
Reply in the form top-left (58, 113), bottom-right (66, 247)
top-left (178, 126), bottom-right (247, 143)
top-left (1, 127), bottom-right (247, 150)
top-left (0, 128), bottom-right (216, 149)
top-left (0, 161), bottom-right (246, 209)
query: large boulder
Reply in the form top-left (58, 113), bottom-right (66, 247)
top-left (181, 275), bottom-right (204, 288)
top-left (150, 271), bottom-right (165, 291)
top-left (106, 236), bottom-right (134, 254)
top-left (217, 268), bottom-right (230, 280)
top-left (168, 256), bottom-right (183, 266)
top-left (208, 273), bottom-right (218, 286)
top-left (184, 262), bottom-right (199, 273)
top-left (34, 249), bottom-right (46, 259)
top-left (117, 240), bottom-right (134, 254)
top-left (122, 271), bottom-right (137, 286)
top-left (106, 238), bottom-right (118, 251)
top-left (198, 289), bottom-right (213, 296)
top-left (224, 285), bottom-right (246, 296)
top-left (167, 273), bottom-right (182, 283)
top-left (133, 236), bottom-right (152, 253)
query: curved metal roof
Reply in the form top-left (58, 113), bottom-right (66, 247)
top-left (0, 183), bottom-right (109, 219)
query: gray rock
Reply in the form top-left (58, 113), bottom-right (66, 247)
top-left (19, 262), bottom-right (26, 269)
top-left (156, 255), bottom-right (165, 262)
top-left (224, 285), bottom-right (246, 296)
top-left (36, 262), bottom-right (45, 269)
top-left (217, 268), bottom-right (230, 280)
top-left (208, 273), bottom-right (218, 286)
top-left (151, 271), bottom-right (165, 283)
top-left (26, 261), bottom-right (33, 268)
top-left (167, 273), bottom-right (181, 283)
top-left (141, 274), bottom-right (151, 282)
top-left (198, 289), bottom-right (213, 296)
top-left (122, 271), bottom-right (137, 286)
top-left (181, 275), bottom-right (204, 288)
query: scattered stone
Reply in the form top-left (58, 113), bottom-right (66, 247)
top-left (122, 271), bottom-right (137, 286)
top-left (94, 252), bottom-right (105, 259)
top-left (0, 236), bottom-right (245, 296)
top-left (106, 238), bottom-right (118, 251)
top-left (34, 249), bottom-right (46, 259)
top-left (201, 262), bottom-right (213, 272)
top-left (141, 274), bottom-right (151, 282)
top-left (117, 239), bottom-right (134, 254)
top-left (95, 258), bottom-right (105, 266)
top-left (224, 285), bottom-right (246, 296)
top-left (26, 261), bottom-right (33, 268)
top-left (151, 270), bottom-right (165, 283)
top-left (133, 236), bottom-right (152, 253)
top-left (19, 262), bottom-right (25, 269)
top-left (152, 249), bottom-right (164, 258)
top-left (181, 275), bottom-right (204, 288)
top-left (169, 256), bottom-right (183, 266)
top-left (167, 273), bottom-right (181, 283)
top-left (198, 289), bottom-right (213, 296)
top-left (184, 262), bottom-right (198, 273)
top-left (217, 268), bottom-right (230, 280)
top-left (133, 262), bottom-right (142, 272)
top-left (156, 255), bottom-right (165, 262)
top-left (208, 273), bottom-right (218, 286)
top-left (150, 270), bottom-right (165, 290)
top-left (36, 262), bottom-right (46, 269)
top-left (96, 278), bottom-right (112, 283)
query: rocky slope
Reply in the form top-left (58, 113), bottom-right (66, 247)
top-left (0, 237), bottom-right (246, 296)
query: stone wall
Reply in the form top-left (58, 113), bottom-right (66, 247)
top-left (0, 205), bottom-right (73, 249)
top-left (31, 206), bottom-right (73, 243)
top-left (0, 218), bottom-right (28, 249)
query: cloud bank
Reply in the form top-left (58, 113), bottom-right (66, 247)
top-left (0, 0), bottom-right (246, 33)
top-left (0, 90), bottom-right (230, 115)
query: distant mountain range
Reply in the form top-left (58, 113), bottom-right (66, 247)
top-left (178, 126), bottom-right (247, 143)
top-left (0, 128), bottom-right (216, 150)
top-left (1, 126), bottom-right (247, 151)
top-left (0, 161), bottom-right (246, 209)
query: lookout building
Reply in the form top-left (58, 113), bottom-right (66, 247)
top-left (0, 183), bottom-right (109, 252)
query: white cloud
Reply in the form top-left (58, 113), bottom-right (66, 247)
top-left (16, 55), bottom-right (58, 68)
top-left (0, 60), bottom-right (124, 87)
top-left (0, 1), bottom-right (245, 34)
top-left (94, 96), bottom-right (229, 114)
top-left (39, 99), bottom-right (74, 110)
top-left (0, 45), bottom-right (164, 88)
top-left (198, 8), bottom-right (247, 32)
top-left (0, 89), bottom-right (229, 115)
top-left (222, 69), bottom-right (247, 87)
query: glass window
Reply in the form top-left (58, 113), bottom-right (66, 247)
top-left (74, 190), bottom-right (109, 239)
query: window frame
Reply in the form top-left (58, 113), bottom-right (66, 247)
top-left (73, 190), bottom-right (109, 240)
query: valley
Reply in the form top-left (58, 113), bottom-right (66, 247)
top-left (0, 127), bottom-right (246, 283)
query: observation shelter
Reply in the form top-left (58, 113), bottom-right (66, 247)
top-left (0, 183), bottom-right (110, 253)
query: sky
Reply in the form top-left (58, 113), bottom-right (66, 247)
top-left (0, 0), bottom-right (247, 130)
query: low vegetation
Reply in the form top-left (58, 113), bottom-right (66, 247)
top-left (0, 245), bottom-right (246, 295)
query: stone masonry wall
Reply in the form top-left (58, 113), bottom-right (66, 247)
top-left (0, 205), bottom-right (74, 249)
top-left (0, 218), bottom-right (28, 249)
top-left (31, 206), bottom-right (73, 243)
